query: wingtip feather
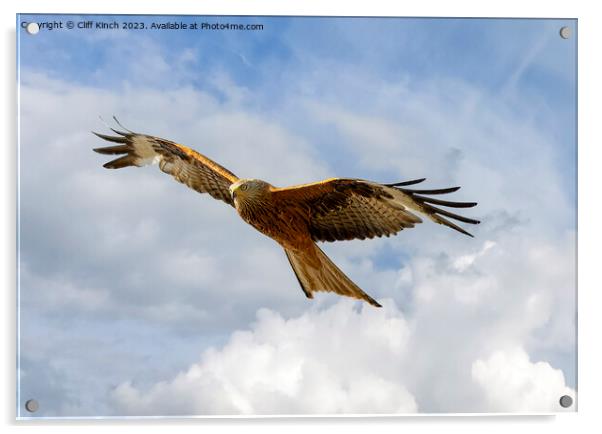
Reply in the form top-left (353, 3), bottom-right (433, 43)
top-left (102, 155), bottom-right (137, 169)
top-left (113, 116), bottom-right (135, 133)
top-left (386, 178), bottom-right (427, 187)
top-left (92, 131), bottom-right (128, 143)
top-left (93, 144), bottom-right (131, 155)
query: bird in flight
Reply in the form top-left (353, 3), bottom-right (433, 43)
top-left (93, 119), bottom-right (479, 307)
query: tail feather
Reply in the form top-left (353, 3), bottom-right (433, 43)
top-left (284, 244), bottom-right (381, 307)
top-left (284, 250), bottom-right (314, 299)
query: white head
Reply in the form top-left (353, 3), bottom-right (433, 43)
top-left (229, 178), bottom-right (271, 202)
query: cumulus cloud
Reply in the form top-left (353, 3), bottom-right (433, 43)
top-left (110, 291), bottom-right (575, 416)
top-left (106, 231), bottom-right (570, 416)
top-left (111, 301), bottom-right (417, 415)
top-left (472, 347), bottom-right (575, 412)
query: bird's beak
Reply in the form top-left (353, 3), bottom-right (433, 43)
top-left (229, 185), bottom-right (238, 200)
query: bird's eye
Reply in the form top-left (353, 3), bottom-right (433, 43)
top-left (240, 184), bottom-right (248, 191)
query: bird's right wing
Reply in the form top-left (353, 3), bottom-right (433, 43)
top-left (93, 124), bottom-right (239, 206)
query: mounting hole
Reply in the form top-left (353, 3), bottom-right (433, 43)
top-left (559, 394), bottom-right (573, 408)
top-left (25, 22), bottom-right (40, 35)
top-left (25, 399), bottom-right (39, 413)
top-left (559, 26), bottom-right (571, 39)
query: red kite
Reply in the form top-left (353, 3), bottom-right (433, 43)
top-left (94, 121), bottom-right (479, 307)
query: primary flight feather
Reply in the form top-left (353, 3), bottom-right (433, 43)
top-left (93, 120), bottom-right (480, 307)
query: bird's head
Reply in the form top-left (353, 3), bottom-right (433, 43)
top-left (229, 179), bottom-right (271, 203)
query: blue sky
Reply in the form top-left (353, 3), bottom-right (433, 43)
top-left (18, 15), bottom-right (576, 417)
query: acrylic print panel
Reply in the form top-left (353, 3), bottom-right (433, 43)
top-left (17, 14), bottom-right (577, 418)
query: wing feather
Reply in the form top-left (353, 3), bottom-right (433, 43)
top-left (272, 178), bottom-right (479, 241)
top-left (93, 128), bottom-right (238, 206)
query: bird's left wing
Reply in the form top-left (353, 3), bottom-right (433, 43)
top-left (93, 126), bottom-right (238, 206)
top-left (271, 178), bottom-right (480, 241)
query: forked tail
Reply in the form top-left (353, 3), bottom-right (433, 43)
top-left (284, 243), bottom-right (381, 307)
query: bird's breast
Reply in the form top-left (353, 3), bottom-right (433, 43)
top-left (235, 196), bottom-right (310, 248)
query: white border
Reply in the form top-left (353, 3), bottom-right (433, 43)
top-left (3, 0), bottom-right (601, 432)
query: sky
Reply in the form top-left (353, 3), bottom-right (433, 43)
top-left (17, 14), bottom-right (577, 417)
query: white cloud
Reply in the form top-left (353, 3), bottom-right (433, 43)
top-left (472, 347), bottom-right (575, 412)
top-left (111, 281), bottom-right (575, 415)
top-left (453, 240), bottom-right (496, 272)
top-left (111, 301), bottom-right (417, 415)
